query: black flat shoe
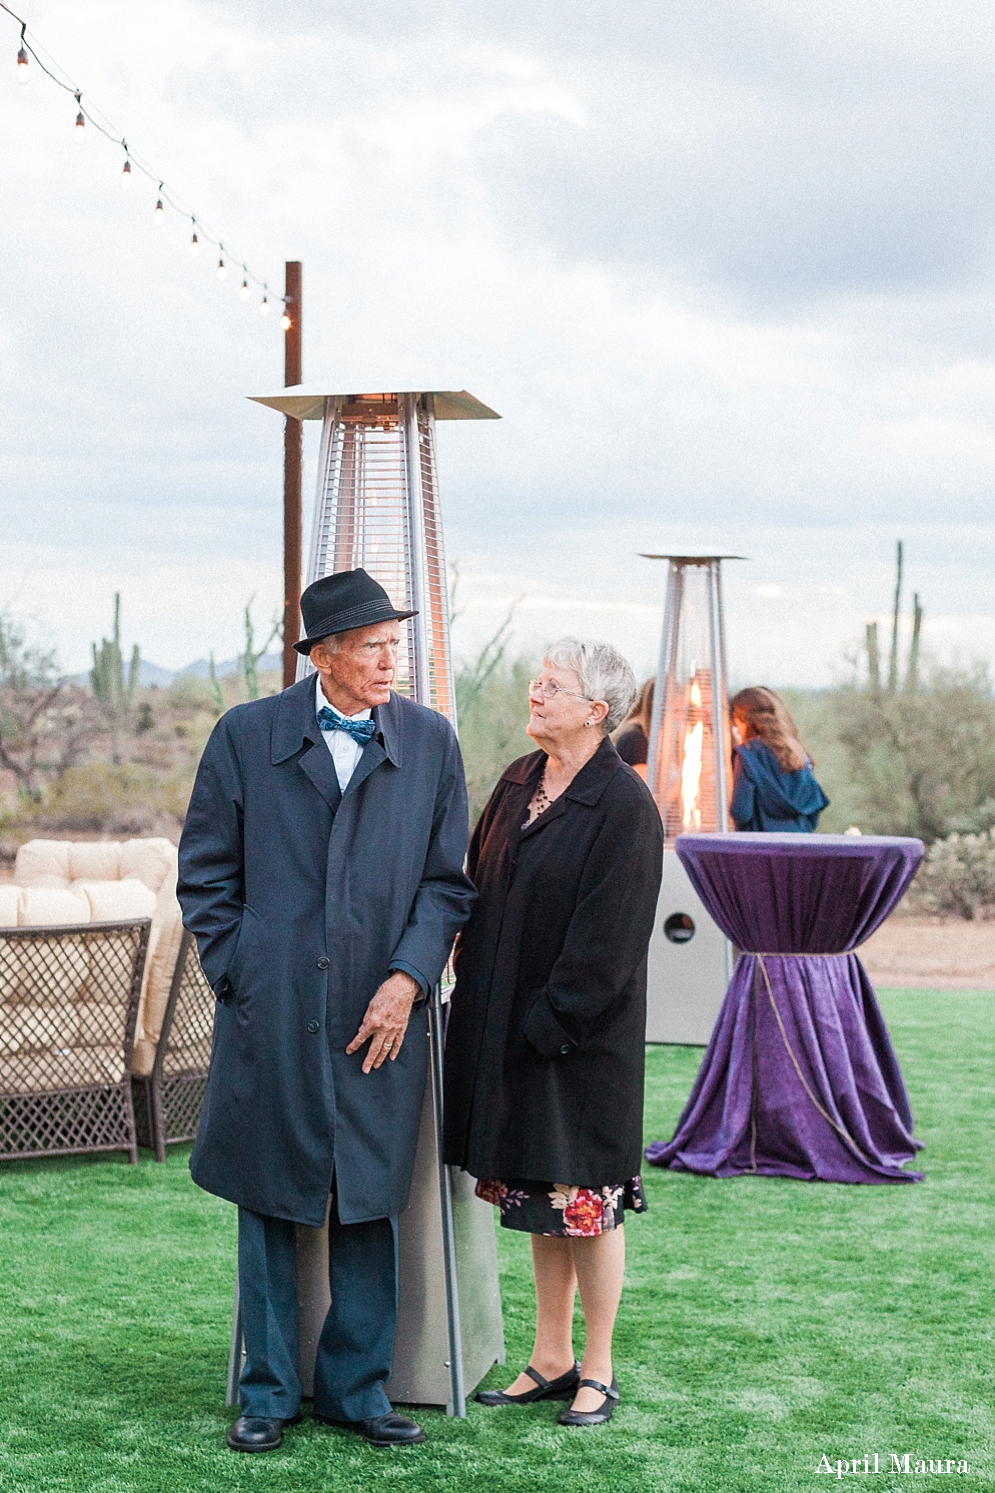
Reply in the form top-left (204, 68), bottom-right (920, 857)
top-left (314, 1411), bottom-right (426, 1446)
top-left (476, 1362), bottom-right (581, 1406)
top-left (226, 1411), bottom-right (302, 1452)
top-left (558, 1377), bottom-right (620, 1427)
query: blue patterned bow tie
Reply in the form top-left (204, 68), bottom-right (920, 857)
top-left (317, 706), bottom-right (376, 745)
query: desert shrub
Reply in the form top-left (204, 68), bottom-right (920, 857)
top-left (779, 668), bottom-right (995, 843)
top-left (0, 615), bottom-right (100, 801)
top-left (456, 655), bottom-right (536, 825)
top-left (831, 667), bottom-right (995, 842)
top-left (905, 830), bottom-right (995, 920)
top-left (39, 763), bottom-right (187, 834)
top-left (168, 675), bottom-right (222, 714)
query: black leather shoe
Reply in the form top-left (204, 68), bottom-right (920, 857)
top-left (227, 1411), bottom-right (301, 1452)
top-left (558, 1376), bottom-right (619, 1427)
top-left (315, 1411), bottom-right (426, 1446)
top-left (476, 1361), bottom-right (581, 1406)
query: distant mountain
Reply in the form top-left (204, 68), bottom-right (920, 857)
top-left (68, 654), bottom-right (283, 689)
top-left (138, 661), bottom-right (176, 688)
top-left (177, 654), bottom-right (282, 680)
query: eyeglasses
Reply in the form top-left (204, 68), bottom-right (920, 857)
top-left (528, 679), bottom-right (591, 702)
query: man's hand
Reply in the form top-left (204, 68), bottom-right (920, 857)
top-left (346, 970), bottom-right (421, 1074)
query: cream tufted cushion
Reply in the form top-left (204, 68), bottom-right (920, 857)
top-left (4, 890), bottom-right (91, 1005)
top-left (0, 886), bottom-right (20, 930)
top-left (11, 838), bottom-right (185, 1080)
top-left (76, 1002), bottom-right (132, 1049)
top-left (0, 1005), bottom-right (78, 1054)
top-left (118, 839), bottom-right (177, 894)
top-left (130, 879), bottom-right (185, 1077)
top-left (13, 840), bottom-right (72, 888)
top-left (66, 842), bottom-right (124, 884)
top-left (76, 880), bottom-right (157, 925)
top-left (14, 838), bottom-right (176, 895)
top-left (1, 891), bottom-right (87, 1003)
top-left (0, 1046), bottom-right (125, 1090)
top-left (17, 887), bottom-right (91, 927)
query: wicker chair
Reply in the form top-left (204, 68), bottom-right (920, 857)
top-left (10, 840), bottom-right (216, 1162)
top-left (0, 917), bottom-right (150, 1164)
top-left (132, 929), bottom-right (215, 1162)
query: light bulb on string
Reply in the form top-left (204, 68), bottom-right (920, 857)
top-left (121, 158), bottom-right (132, 189)
top-left (154, 199), bottom-right (164, 225)
top-left (239, 271), bottom-right (250, 301)
top-left (217, 257), bottom-right (227, 282)
top-left (281, 311), bottom-right (292, 331)
top-left (190, 231), bottom-right (200, 257)
top-left (16, 25), bottom-right (27, 82)
top-left (74, 93), bottom-right (85, 143)
top-left (259, 295), bottom-right (271, 317)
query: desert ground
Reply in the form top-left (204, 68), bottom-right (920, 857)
top-left (860, 915), bottom-right (995, 988)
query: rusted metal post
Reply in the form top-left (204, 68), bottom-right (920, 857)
top-left (282, 261), bottom-right (303, 689)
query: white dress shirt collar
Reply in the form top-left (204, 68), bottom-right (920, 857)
top-left (315, 676), bottom-right (372, 792)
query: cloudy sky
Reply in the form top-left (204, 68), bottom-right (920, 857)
top-left (2, 0), bottom-right (995, 685)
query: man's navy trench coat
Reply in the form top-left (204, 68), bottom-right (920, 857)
top-left (177, 677), bottom-right (475, 1227)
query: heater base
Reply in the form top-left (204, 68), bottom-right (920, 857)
top-left (646, 847), bottom-right (731, 1045)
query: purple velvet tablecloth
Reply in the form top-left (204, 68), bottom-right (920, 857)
top-left (645, 833), bottom-right (925, 1184)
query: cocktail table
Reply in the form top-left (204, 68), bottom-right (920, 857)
top-left (646, 833), bottom-right (925, 1184)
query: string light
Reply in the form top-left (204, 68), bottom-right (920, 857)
top-left (2, 1), bottom-right (287, 322)
top-left (280, 311), bottom-right (292, 331)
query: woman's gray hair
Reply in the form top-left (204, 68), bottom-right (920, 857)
top-left (544, 637), bottom-right (639, 734)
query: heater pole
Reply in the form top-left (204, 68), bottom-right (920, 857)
top-left (282, 261), bottom-right (303, 689)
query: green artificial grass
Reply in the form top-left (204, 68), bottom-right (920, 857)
top-left (1, 990), bottom-right (992, 1492)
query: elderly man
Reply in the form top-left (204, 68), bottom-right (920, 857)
top-left (178, 568), bottom-right (475, 1454)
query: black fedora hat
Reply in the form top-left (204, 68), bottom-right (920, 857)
top-left (293, 569), bottom-right (416, 655)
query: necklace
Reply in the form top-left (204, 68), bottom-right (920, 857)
top-left (523, 768), bottom-right (552, 828)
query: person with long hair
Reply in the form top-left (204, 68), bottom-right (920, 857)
top-left (729, 686), bottom-right (829, 832)
top-left (613, 678), bottom-right (653, 778)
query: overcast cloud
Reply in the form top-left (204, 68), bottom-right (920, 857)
top-left (2, 0), bottom-right (995, 684)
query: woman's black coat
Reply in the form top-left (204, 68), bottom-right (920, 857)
top-left (443, 736), bottom-right (663, 1187)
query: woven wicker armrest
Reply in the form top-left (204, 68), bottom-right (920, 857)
top-left (132, 929), bottom-right (215, 1162)
top-left (0, 918), bottom-right (151, 1164)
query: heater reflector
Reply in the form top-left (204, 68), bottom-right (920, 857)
top-left (302, 393), bottom-right (455, 721)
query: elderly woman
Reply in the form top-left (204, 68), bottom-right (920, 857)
top-left (444, 638), bottom-right (663, 1428)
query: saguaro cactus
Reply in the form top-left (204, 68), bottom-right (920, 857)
top-left (239, 596), bottom-right (281, 702)
top-left (90, 593), bottom-right (140, 764)
top-left (887, 539), bottom-right (903, 693)
top-left (865, 620), bottom-right (881, 694)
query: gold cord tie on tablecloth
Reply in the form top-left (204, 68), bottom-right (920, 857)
top-left (742, 949), bottom-right (874, 1173)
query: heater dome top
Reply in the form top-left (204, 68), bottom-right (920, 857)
top-left (640, 553), bottom-right (747, 563)
top-left (249, 384), bottom-right (500, 422)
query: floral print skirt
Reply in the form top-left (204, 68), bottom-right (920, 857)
top-left (475, 1176), bottom-right (648, 1237)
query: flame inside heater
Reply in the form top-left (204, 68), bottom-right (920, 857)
top-left (681, 721), bottom-right (704, 829)
top-left (680, 674), bottom-right (705, 829)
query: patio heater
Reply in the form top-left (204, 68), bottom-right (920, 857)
top-left (642, 554), bottom-right (742, 1044)
top-left (227, 384), bottom-right (505, 1416)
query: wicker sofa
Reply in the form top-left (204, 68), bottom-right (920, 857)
top-left (2, 839), bottom-right (214, 1162)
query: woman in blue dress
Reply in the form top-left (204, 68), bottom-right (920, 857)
top-left (729, 687), bottom-right (829, 832)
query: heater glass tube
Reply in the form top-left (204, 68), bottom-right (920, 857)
top-left (650, 563), bottom-right (727, 836)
